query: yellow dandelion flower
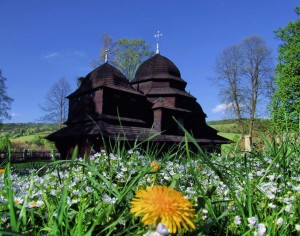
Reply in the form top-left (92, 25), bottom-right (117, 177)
top-left (0, 169), bottom-right (5, 174)
top-left (150, 161), bottom-right (160, 172)
top-left (130, 186), bottom-right (196, 234)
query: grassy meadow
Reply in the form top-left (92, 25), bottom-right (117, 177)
top-left (1, 127), bottom-right (300, 235)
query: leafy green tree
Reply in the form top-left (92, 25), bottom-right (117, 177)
top-left (270, 7), bottom-right (300, 131)
top-left (94, 34), bottom-right (155, 80)
top-left (112, 38), bottom-right (155, 80)
top-left (0, 70), bottom-right (13, 123)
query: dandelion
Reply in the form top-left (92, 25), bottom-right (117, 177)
top-left (150, 161), bottom-right (160, 172)
top-left (0, 169), bottom-right (5, 174)
top-left (130, 186), bottom-right (195, 234)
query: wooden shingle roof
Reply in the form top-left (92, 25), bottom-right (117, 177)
top-left (132, 54), bottom-right (185, 83)
top-left (68, 63), bottom-right (141, 98)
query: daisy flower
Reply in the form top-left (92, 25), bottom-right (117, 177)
top-left (27, 200), bottom-right (44, 208)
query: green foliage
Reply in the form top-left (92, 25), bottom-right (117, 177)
top-left (0, 136), bottom-right (11, 151)
top-left (270, 6), bottom-right (300, 131)
top-left (96, 35), bottom-right (155, 80)
top-left (0, 123), bottom-right (58, 150)
top-left (113, 38), bottom-right (155, 80)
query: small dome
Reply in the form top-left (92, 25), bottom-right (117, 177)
top-left (68, 63), bottom-right (135, 98)
top-left (133, 54), bottom-right (181, 81)
top-left (85, 63), bottom-right (129, 86)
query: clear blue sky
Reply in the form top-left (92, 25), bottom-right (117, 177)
top-left (0, 0), bottom-right (298, 123)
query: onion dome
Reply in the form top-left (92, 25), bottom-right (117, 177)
top-left (68, 63), bottom-right (139, 98)
top-left (132, 54), bottom-right (182, 82)
top-left (84, 63), bottom-right (130, 89)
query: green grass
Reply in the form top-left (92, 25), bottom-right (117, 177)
top-left (218, 132), bottom-right (241, 142)
top-left (11, 131), bottom-right (52, 142)
top-left (1, 131), bottom-right (300, 235)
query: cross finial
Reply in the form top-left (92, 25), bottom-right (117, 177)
top-left (154, 30), bottom-right (163, 54)
top-left (104, 48), bottom-right (109, 63)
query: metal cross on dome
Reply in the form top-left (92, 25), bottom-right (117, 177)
top-left (104, 48), bottom-right (109, 63)
top-left (154, 30), bottom-right (163, 54)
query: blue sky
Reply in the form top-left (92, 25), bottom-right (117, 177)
top-left (0, 0), bottom-right (298, 123)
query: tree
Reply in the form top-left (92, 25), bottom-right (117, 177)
top-left (94, 34), bottom-right (155, 80)
top-left (215, 35), bottom-right (273, 143)
top-left (0, 70), bottom-right (13, 123)
top-left (40, 77), bottom-right (71, 129)
top-left (270, 7), bottom-right (300, 131)
top-left (112, 38), bottom-right (155, 80)
top-left (240, 36), bottom-right (273, 139)
top-left (215, 45), bottom-right (246, 137)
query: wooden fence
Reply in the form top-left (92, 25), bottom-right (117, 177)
top-left (0, 150), bottom-right (59, 163)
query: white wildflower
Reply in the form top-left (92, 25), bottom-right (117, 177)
top-left (247, 216), bottom-right (258, 228)
top-left (102, 195), bottom-right (117, 204)
top-left (268, 203), bottom-right (276, 208)
top-left (276, 217), bottom-right (284, 227)
top-left (85, 186), bottom-right (93, 193)
top-left (267, 175), bottom-right (275, 181)
top-left (265, 191), bottom-right (275, 199)
top-left (234, 215), bottom-right (241, 225)
top-left (156, 223), bottom-right (169, 235)
top-left (128, 149), bottom-right (133, 155)
top-left (50, 189), bottom-right (58, 196)
top-left (201, 209), bottom-right (208, 214)
top-left (27, 200), bottom-right (44, 208)
top-left (256, 223), bottom-right (266, 236)
top-left (13, 197), bottom-right (23, 204)
top-left (293, 185), bottom-right (300, 192)
top-left (285, 204), bottom-right (293, 213)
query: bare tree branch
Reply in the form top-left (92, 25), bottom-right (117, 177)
top-left (214, 35), bottom-right (274, 142)
top-left (39, 77), bottom-right (72, 129)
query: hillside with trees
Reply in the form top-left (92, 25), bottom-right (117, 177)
top-left (0, 123), bottom-right (58, 150)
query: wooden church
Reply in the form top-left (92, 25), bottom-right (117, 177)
top-left (47, 52), bottom-right (229, 157)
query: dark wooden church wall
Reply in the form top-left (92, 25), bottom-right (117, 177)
top-left (102, 88), bottom-right (152, 124)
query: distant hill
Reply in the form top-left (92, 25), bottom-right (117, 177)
top-left (0, 123), bottom-right (58, 139)
top-left (0, 123), bottom-right (59, 150)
